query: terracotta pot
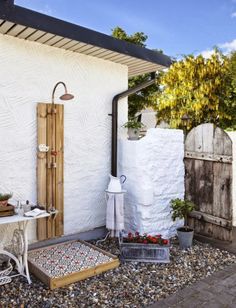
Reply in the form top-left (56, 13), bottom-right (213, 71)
top-left (0, 200), bottom-right (8, 207)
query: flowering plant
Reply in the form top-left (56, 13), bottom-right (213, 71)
top-left (123, 232), bottom-right (169, 245)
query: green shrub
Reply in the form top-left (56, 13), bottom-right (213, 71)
top-left (0, 193), bottom-right (13, 201)
top-left (170, 198), bottom-right (195, 230)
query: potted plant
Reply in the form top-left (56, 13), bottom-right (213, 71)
top-left (123, 119), bottom-right (145, 140)
top-left (0, 193), bottom-right (13, 207)
top-left (170, 198), bottom-right (195, 249)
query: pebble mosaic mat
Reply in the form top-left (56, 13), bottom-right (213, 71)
top-left (28, 240), bottom-right (119, 289)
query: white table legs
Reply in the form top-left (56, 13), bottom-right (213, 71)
top-left (0, 220), bottom-right (31, 284)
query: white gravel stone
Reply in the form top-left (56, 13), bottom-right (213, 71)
top-left (0, 238), bottom-right (235, 307)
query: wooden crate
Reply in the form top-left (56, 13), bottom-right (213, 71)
top-left (120, 240), bottom-right (170, 263)
top-left (0, 205), bottom-right (15, 217)
top-left (28, 240), bottom-right (120, 289)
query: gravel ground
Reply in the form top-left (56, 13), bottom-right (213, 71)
top-left (0, 239), bottom-right (236, 307)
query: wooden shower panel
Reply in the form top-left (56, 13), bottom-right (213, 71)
top-left (37, 103), bottom-right (64, 240)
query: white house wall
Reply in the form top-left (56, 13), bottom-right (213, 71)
top-left (0, 34), bottom-right (128, 242)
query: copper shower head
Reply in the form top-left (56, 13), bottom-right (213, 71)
top-left (51, 81), bottom-right (74, 104)
top-left (60, 93), bottom-right (74, 101)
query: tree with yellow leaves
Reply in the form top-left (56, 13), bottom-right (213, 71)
top-left (156, 52), bottom-right (236, 130)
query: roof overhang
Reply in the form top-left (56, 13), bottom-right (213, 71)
top-left (0, 0), bottom-right (172, 77)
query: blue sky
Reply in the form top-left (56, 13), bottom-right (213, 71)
top-left (15, 0), bottom-right (236, 58)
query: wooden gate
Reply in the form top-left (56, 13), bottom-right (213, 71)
top-left (185, 123), bottom-right (233, 241)
top-left (37, 103), bottom-right (64, 240)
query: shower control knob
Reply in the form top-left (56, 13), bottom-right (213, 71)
top-left (38, 144), bottom-right (49, 152)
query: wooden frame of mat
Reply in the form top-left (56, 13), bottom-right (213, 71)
top-left (28, 240), bottom-right (120, 289)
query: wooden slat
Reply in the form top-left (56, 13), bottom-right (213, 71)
top-left (60, 40), bottom-right (79, 50)
top-left (37, 103), bottom-right (48, 240)
top-left (214, 126), bottom-right (232, 156)
top-left (44, 35), bottom-right (64, 46)
top-left (0, 21), bottom-right (15, 33)
top-left (213, 162), bottom-right (232, 220)
top-left (7, 24), bottom-right (26, 36)
top-left (37, 33), bottom-right (56, 44)
top-left (46, 104), bottom-right (53, 239)
top-left (17, 27), bottom-right (37, 39)
top-left (189, 211), bottom-right (232, 229)
top-left (27, 30), bottom-right (46, 41)
top-left (55, 104), bottom-right (64, 236)
top-left (202, 123), bottom-right (214, 153)
top-left (51, 258), bottom-right (119, 289)
top-left (51, 104), bottom-right (56, 238)
top-left (184, 151), bottom-right (232, 163)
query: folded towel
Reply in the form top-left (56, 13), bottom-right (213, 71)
top-left (106, 193), bottom-right (124, 237)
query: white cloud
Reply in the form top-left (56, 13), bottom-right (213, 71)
top-left (219, 39), bottom-right (236, 53)
top-left (200, 49), bottom-right (216, 58)
top-left (231, 12), bottom-right (236, 18)
top-left (199, 39), bottom-right (236, 58)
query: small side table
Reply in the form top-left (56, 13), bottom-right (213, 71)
top-left (0, 213), bottom-right (49, 284)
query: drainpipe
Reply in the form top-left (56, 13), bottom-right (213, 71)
top-left (111, 72), bottom-right (156, 176)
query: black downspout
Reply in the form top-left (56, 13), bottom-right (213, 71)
top-left (111, 72), bottom-right (156, 176)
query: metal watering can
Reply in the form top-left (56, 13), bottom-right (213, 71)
top-left (107, 175), bottom-right (127, 192)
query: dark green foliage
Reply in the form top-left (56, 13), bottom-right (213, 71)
top-left (0, 193), bottom-right (13, 201)
top-left (123, 118), bottom-right (144, 129)
top-left (111, 27), bottom-right (161, 118)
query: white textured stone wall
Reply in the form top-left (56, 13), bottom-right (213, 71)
top-left (119, 128), bottom-right (185, 238)
top-left (226, 132), bottom-right (236, 226)
top-left (0, 34), bottom-right (128, 242)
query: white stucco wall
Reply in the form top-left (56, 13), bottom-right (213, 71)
top-left (0, 34), bottom-right (128, 242)
top-left (119, 128), bottom-right (185, 238)
top-left (226, 132), bottom-right (236, 226)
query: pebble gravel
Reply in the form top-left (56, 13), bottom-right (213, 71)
top-left (0, 238), bottom-right (236, 307)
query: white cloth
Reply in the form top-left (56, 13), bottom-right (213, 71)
top-left (106, 193), bottom-right (124, 237)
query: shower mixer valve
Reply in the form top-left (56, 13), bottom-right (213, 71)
top-left (38, 144), bottom-right (50, 152)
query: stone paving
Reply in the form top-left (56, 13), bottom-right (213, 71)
top-left (150, 263), bottom-right (236, 308)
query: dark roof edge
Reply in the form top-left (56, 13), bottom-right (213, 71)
top-left (0, 2), bottom-right (172, 67)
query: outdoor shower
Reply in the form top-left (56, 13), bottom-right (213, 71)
top-left (49, 81), bottom-right (74, 212)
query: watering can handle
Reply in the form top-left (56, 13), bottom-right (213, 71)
top-left (120, 175), bottom-right (127, 184)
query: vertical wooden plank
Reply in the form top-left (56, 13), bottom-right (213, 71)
top-left (55, 104), bottom-right (64, 236)
top-left (198, 160), bottom-right (214, 215)
top-left (184, 158), bottom-right (196, 203)
top-left (213, 127), bottom-right (232, 156)
top-left (202, 124), bottom-right (214, 153)
top-left (194, 125), bottom-right (203, 153)
top-left (46, 104), bottom-right (52, 239)
top-left (213, 163), bottom-right (232, 220)
top-left (51, 104), bottom-right (56, 238)
top-left (185, 128), bottom-right (196, 152)
top-left (37, 103), bottom-right (48, 240)
top-left (213, 127), bottom-right (224, 155)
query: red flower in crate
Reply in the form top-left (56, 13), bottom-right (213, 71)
top-left (162, 239), bottom-right (169, 245)
top-left (123, 232), bottom-right (169, 245)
